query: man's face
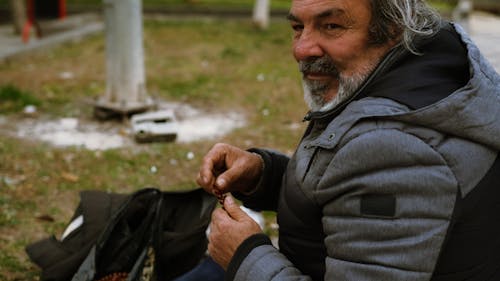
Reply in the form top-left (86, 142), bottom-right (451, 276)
top-left (288, 0), bottom-right (396, 111)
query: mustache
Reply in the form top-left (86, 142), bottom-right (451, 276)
top-left (298, 56), bottom-right (339, 76)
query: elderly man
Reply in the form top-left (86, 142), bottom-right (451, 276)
top-left (197, 0), bottom-right (500, 280)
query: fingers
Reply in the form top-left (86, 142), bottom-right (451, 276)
top-left (209, 198), bottom-right (244, 234)
top-left (197, 143), bottom-right (229, 193)
top-left (213, 166), bottom-right (240, 191)
top-left (196, 171), bottom-right (214, 194)
top-left (207, 199), bottom-right (263, 269)
top-left (208, 205), bottom-right (244, 269)
top-left (223, 195), bottom-right (247, 220)
top-left (197, 143), bottom-right (261, 196)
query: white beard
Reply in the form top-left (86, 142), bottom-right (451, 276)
top-left (303, 65), bottom-right (376, 112)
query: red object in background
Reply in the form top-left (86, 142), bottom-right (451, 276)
top-left (22, 0), bottom-right (36, 43)
top-left (27, 0), bottom-right (35, 23)
top-left (22, 0), bottom-right (67, 43)
top-left (59, 0), bottom-right (67, 19)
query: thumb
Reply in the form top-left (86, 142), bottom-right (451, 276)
top-left (223, 195), bottom-right (247, 221)
top-left (215, 167), bottom-right (240, 191)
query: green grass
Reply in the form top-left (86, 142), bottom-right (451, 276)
top-left (0, 85), bottom-right (41, 114)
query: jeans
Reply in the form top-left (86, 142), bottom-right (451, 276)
top-left (172, 256), bottom-right (225, 281)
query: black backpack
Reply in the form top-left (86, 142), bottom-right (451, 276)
top-left (26, 188), bottom-right (217, 281)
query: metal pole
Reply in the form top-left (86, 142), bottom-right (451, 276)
top-left (95, 0), bottom-right (153, 118)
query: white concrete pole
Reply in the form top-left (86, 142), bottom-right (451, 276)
top-left (96, 0), bottom-right (152, 116)
top-left (253, 0), bottom-right (270, 29)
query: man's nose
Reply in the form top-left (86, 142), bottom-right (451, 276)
top-left (293, 30), bottom-right (324, 61)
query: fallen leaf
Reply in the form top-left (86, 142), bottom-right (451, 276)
top-left (61, 172), bottom-right (79, 182)
top-left (36, 214), bottom-right (55, 222)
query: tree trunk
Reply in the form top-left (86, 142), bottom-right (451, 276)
top-left (10, 0), bottom-right (27, 34)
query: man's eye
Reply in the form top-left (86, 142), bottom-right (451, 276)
top-left (291, 24), bottom-right (304, 32)
top-left (324, 23), bottom-right (341, 30)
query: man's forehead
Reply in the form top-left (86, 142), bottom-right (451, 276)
top-left (289, 0), bottom-right (370, 19)
top-left (287, 8), bottom-right (346, 22)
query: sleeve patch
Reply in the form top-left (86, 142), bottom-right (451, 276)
top-left (360, 194), bottom-right (396, 218)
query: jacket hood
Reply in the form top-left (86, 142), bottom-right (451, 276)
top-left (388, 24), bottom-right (500, 150)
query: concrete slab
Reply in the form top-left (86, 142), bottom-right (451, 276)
top-left (0, 13), bottom-right (103, 62)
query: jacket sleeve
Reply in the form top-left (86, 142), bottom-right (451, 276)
top-left (232, 148), bottom-right (289, 212)
top-left (226, 235), bottom-right (312, 281)
top-left (317, 128), bottom-right (458, 281)
top-left (229, 128), bottom-right (458, 281)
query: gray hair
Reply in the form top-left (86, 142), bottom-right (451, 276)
top-left (368, 0), bottom-right (442, 54)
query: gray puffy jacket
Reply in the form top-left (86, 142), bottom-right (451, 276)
top-left (230, 23), bottom-right (500, 281)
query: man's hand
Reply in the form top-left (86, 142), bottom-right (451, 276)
top-left (208, 195), bottom-right (263, 269)
top-left (197, 143), bottom-right (263, 195)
